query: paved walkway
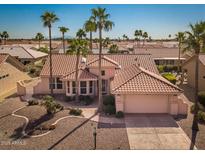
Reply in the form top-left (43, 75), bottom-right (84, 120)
top-left (125, 114), bottom-right (196, 149)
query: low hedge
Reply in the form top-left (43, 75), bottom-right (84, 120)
top-left (103, 104), bottom-right (116, 115)
top-left (198, 91), bottom-right (205, 107)
top-left (162, 73), bottom-right (177, 84)
top-left (116, 111), bottom-right (124, 118)
top-left (79, 95), bottom-right (94, 105)
top-left (28, 99), bottom-right (39, 106)
top-left (103, 95), bottom-right (115, 106)
top-left (69, 108), bottom-right (82, 116)
top-left (157, 65), bottom-right (179, 73)
top-left (197, 111), bottom-right (205, 123)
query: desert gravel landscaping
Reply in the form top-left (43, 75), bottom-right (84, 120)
top-left (0, 96), bottom-right (130, 150)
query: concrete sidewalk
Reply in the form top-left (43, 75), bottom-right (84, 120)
top-left (125, 114), bottom-right (196, 150)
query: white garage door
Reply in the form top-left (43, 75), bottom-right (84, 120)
top-left (124, 95), bottom-right (168, 113)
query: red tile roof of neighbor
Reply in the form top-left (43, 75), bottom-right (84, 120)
top-left (40, 54), bottom-right (159, 77)
top-left (111, 64), bottom-right (182, 94)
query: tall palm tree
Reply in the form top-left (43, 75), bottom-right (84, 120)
top-left (41, 11), bottom-right (59, 96)
top-left (76, 29), bottom-right (86, 39)
top-left (35, 32), bottom-right (44, 49)
top-left (134, 30), bottom-right (140, 47)
top-left (67, 39), bottom-right (89, 103)
top-left (90, 7), bottom-right (114, 112)
top-left (2, 31), bottom-right (9, 45)
top-left (84, 19), bottom-right (97, 53)
top-left (59, 26), bottom-right (69, 53)
top-left (175, 32), bottom-right (185, 74)
top-left (142, 32), bottom-right (148, 47)
top-left (183, 21), bottom-right (205, 131)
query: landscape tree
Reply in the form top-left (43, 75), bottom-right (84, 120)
top-left (41, 11), bottom-right (59, 96)
top-left (84, 19), bottom-right (97, 53)
top-left (59, 26), bottom-right (69, 53)
top-left (35, 32), bottom-right (44, 49)
top-left (76, 28), bottom-right (86, 39)
top-left (108, 44), bottom-right (119, 54)
top-left (102, 37), bottom-right (111, 48)
top-left (1, 31), bottom-right (9, 45)
top-left (142, 32), bottom-right (148, 47)
top-left (175, 32), bottom-right (185, 74)
top-left (183, 21), bottom-right (205, 131)
top-left (66, 39), bottom-right (89, 103)
top-left (90, 7), bottom-right (114, 112)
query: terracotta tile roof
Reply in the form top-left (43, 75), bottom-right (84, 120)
top-left (86, 55), bottom-right (120, 68)
top-left (40, 53), bottom-right (159, 76)
top-left (0, 53), bottom-right (9, 65)
top-left (61, 68), bottom-right (97, 80)
top-left (0, 45), bottom-right (47, 59)
top-left (111, 64), bottom-right (182, 94)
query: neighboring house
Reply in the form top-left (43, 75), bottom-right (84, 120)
top-left (0, 53), bottom-right (30, 98)
top-left (34, 53), bottom-right (188, 115)
top-left (134, 47), bottom-right (191, 66)
top-left (0, 45), bottom-right (48, 65)
top-left (182, 53), bottom-right (205, 91)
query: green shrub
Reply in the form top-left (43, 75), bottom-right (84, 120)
top-left (198, 91), bottom-right (205, 107)
top-left (55, 103), bottom-right (64, 110)
top-left (69, 108), bottom-right (82, 116)
top-left (197, 111), bottom-right (205, 123)
top-left (79, 95), bottom-right (94, 105)
top-left (190, 104), bottom-right (205, 113)
top-left (116, 111), bottom-right (124, 118)
top-left (41, 95), bottom-right (57, 114)
top-left (162, 73), bottom-right (177, 84)
top-left (157, 65), bottom-right (164, 73)
top-left (28, 99), bottom-right (39, 106)
top-left (103, 104), bottom-right (116, 115)
top-left (103, 95), bottom-right (115, 106)
top-left (65, 96), bottom-right (75, 102)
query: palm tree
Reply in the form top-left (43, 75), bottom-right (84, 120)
top-left (41, 11), bottom-right (59, 96)
top-left (84, 19), bottom-right (97, 53)
top-left (2, 31), bottom-right (9, 45)
top-left (175, 32), bottom-right (185, 74)
top-left (108, 44), bottom-right (119, 54)
top-left (168, 34), bottom-right (172, 39)
top-left (59, 26), bottom-right (69, 54)
top-left (90, 7), bottom-right (114, 112)
top-left (183, 21), bottom-right (205, 131)
top-left (134, 30), bottom-right (140, 47)
top-left (142, 32), bottom-right (148, 47)
top-left (76, 29), bottom-right (86, 39)
top-left (35, 33), bottom-right (44, 49)
top-left (67, 39), bottom-right (89, 103)
top-left (102, 37), bottom-right (110, 48)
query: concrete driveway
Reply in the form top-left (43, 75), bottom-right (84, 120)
top-left (125, 114), bottom-right (196, 150)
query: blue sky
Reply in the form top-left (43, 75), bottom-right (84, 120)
top-left (0, 4), bottom-right (205, 39)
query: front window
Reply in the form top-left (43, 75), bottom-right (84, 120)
top-left (67, 81), bottom-right (70, 93)
top-left (80, 81), bottom-right (87, 94)
top-left (101, 70), bottom-right (105, 76)
top-left (56, 78), bottom-right (63, 89)
top-left (89, 81), bottom-right (93, 94)
top-left (72, 81), bottom-right (76, 94)
top-left (49, 78), bottom-right (56, 89)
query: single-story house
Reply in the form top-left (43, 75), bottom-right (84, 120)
top-left (182, 53), bottom-right (205, 91)
top-left (134, 47), bottom-right (191, 66)
top-left (0, 45), bottom-right (48, 65)
top-left (0, 53), bottom-right (30, 98)
top-left (34, 53), bottom-right (188, 115)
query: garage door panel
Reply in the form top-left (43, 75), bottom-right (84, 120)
top-left (125, 95), bottom-right (168, 113)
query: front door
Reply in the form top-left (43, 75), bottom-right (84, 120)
top-left (102, 79), bottom-right (108, 94)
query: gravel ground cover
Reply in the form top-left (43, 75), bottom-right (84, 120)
top-left (177, 84), bottom-right (205, 149)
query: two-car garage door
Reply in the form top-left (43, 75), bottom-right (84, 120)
top-left (124, 95), bottom-right (169, 113)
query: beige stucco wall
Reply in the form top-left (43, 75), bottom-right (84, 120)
top-left (89, 67), bottom-right (116, 79)
top-left (115, 94), bottom-right (188, 115)
top-left (33, 77), bottom-right (66, 94)
top-left (183, 59), bottom-right (205, 91)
